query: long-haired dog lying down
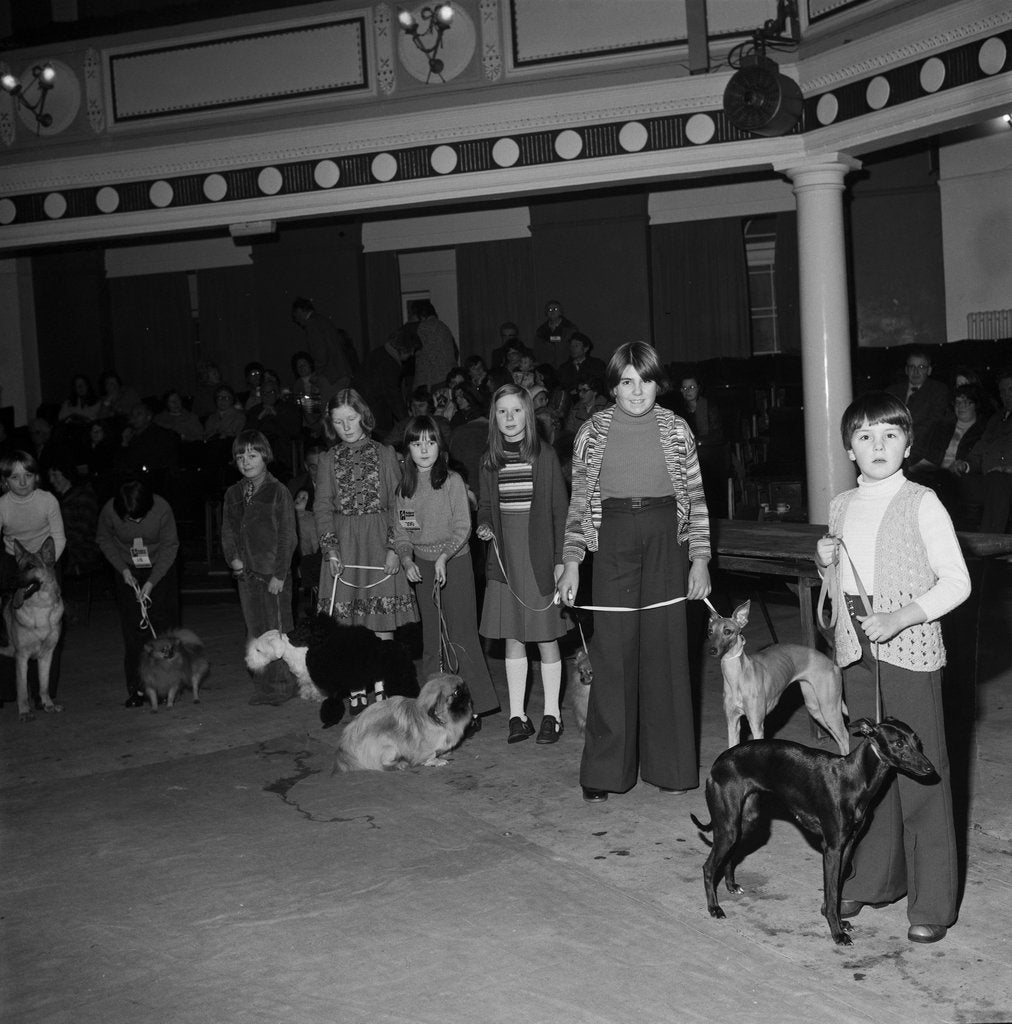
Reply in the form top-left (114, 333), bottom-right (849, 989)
top-left (334, 673), bottom-right (473, 771)
top-left (244, 612), bottom-right (418, 727)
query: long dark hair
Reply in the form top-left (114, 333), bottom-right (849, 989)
top-left (398, 416), bottom-right (448, 498)
top-left (482, 384), bottom-right (540, 471)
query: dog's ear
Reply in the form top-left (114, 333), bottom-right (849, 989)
top-left (11, 539), bottom-right (30, 565)
top-left (732, 600), bottom-right (751, 627)
top-left (39, 536), bottom-right (57, 566)
top-left (851, 718), bottom-right (876, 737)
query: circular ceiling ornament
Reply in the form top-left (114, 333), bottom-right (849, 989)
top-left (43, 192), bottom-right (67, 219)
top-left (866, 76), bottom-right (890, 111)
top-left (149, 180), bottom-right (174, 208)
top-left (96, 186), bottom-right (119, 214)
top-left (257, 167), bottom-right (283, 196)
top-left (919, 57), bottom-right (946, 94)
top-left (492, 137), bottom-right (520, 168)
top-left (314, 160), bottom-right (340, 189)
top-left (619, 122), bottom-right (649, 153)
top-left (816, 93), bottom-right (839, 126)
top-left (978, 37), bottom-right (1006, 76)
top-left (554, 130), bottom-right (583, 160)
top-left (372, 153), bottom-right (398, 182)
top-left (686, 113), bottom-right (716, 145)
top-left (203, 174), bottom-right (228, 202)
top-left (430, 145), bottom-right (458, 174)
top-left (0, 198), bottom-right (16, 225)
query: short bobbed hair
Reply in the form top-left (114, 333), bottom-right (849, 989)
top-left (0, 450), bottom-right (40, 480)
top-left (605, 341), bottom-right (670, 396)
top-left (324, 388), bottom-right (376, 441)
top-left (840, 391), bottom-right (913, 449)
top-left (231, 429), bottom-right (274, 463)
top-left (114, 478), bottom-right (155, 521)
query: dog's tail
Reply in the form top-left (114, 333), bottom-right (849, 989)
top-left (690, 813), bottom-right (714, 847)
top-left (331, 748), bottom-right (356, 774)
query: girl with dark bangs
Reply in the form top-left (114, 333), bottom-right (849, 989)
top-left (392, 416), bottom-right (498, 719)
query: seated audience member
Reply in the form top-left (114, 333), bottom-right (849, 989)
top-left (564, 379), bottom-right (607, 435)
top-left (191, 361), bottom-right (224, 421)
top-left (79, 420), bottom-right (117, 499)
top-left (114, 402), bottom-right (180, 490)
top-left (951, 365), bottom-right (995, 418)
top-left (907, 384), bottom-right (987, 505)
top-left (512, 350), bottom-right (537, 392)
top-left (155, 390), bottom-right (204, 442)
top-left (47, 458), bottom-right (101, 575)
top-left (556, 333), bottom-right (606, 393)
top-left (465, 355), bottom-right (493, 405)
top-left (203, 385), bottom-right (245, 441)
top-left (25, 416), bottom-right (56, 476)
top-left (236, 361), bottom-right (265, 410)
top-left (885, 348), bottom-right (950, 463)
top-left (386, 388), bottom-right (451, 453)
top-left (95, 371), bottom-right (141, 424)
top-left (533, 300), bottom-right (580, 366)
top-left (58, 374), bottom-right (101, 423)
top-left (356, 328), bottom-right (417, 435)
top-left (244, 378), bottom-right (302, 478)
top-left (449, 384), bottom-right (483, 429)
top-left (290, 350), bottom-right (332, 435)
top-left (672, 373), bottom-right (724, 444)
top-left (489, 321), bottom-right (520, 370)
top-left (951, 368), bottom-right (1012, 532)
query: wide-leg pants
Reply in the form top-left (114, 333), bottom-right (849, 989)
top-left (840, 600), bottom-right (958, 927)
top-left (239, 573), bottom-right (296, 700)
top-left (580, 503), bottom-right (697, 793)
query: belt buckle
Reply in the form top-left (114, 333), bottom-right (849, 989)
top-left (630, 496), bottom-right (645, 509)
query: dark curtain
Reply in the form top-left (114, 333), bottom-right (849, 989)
top-left (455, 237), bottom-right (537, 363)
top-left (774, 211), bottom-right (801, 353)
top-left (364, 250), bottom-right (402, 358)
top-left (196, 265), bottom-right (261, 391)
top-left (108, 273), bottom-right (193, 400)
top-left (650, 218), bottom-right (751, 363)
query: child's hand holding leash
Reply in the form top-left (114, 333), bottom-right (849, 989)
top-left (327, 555), bottom-right (344, 578)
top-left (816, 533), bottom-right (839, 570)
top-left (476, 523), bottom-right (493, 542)
top-left (434, 554), bottom-right (448, 586)
top-left (556, 563), bottom-right (579, 607)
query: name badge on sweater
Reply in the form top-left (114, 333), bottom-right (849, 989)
top-left (398, 509), bottom-right (420, 532)
top-left (130, 538), bottom-right (152, 568)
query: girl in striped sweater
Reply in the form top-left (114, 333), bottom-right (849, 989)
top-left (477, 384), bottom-right (571, 745)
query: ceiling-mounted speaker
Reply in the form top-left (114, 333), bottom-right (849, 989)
top-left (723, 55), bottom-right (803, 137)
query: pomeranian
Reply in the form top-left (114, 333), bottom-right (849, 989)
top-left (137, 628), bottom-right (209, 713)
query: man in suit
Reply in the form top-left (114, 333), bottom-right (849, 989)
top-left (556, 332), bottom-right (607, 393)
top-left (885, 348), bottom-right (950, 463)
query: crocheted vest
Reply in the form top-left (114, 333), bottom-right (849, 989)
top-left (831, 480), bottom-right (945, 671)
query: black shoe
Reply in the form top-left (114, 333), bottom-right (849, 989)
top-left (536, 715), bottom-right (563, 744)
top-left (582, 786), bottom-right (608, 803)
top-left (507, 716), bottom-right (535, 743)
top-left (124, 694), bottom-right (146, 708)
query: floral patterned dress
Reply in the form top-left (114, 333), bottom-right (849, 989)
top-left (313, 436), bottom-right (418, 631)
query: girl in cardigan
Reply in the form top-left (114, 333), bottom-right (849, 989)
top-left (558, 342), bottom-right (712, 802)
top-left (392, 416), bottom-right (498, 720)
top-left (477, 384), bottom-right (570, 744)
top-left (815, 392), bottom-right (970, 944)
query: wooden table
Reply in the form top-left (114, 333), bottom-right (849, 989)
top-left (713, 519), bottom-right (1012, 648)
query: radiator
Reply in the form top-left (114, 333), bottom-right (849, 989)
top-left (966, 309), bottom-right (1012, 340)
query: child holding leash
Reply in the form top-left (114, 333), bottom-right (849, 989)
top-left (477, 384), bottom-right (570, 744)
top-left (391, 415), bottom-right (498, 720)
top-left (815, 391), bottom-right (970, 944)
top-left (221, 429), bottom-right (298, 706)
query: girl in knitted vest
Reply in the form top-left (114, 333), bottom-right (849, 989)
top-left (815, 392), bottom-right (970, 944)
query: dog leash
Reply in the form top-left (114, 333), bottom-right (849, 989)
top-left (129, 579), bottom-right (158, 638)
top-left (326, 563), bottom-right (394, 616)
top-left (489, 534), bottom-right (716, 615)
top-left (817, 536), bottom-right (883, 722)
top-left (432, 579), bottom-right (461, 675)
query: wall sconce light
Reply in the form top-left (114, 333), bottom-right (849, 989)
top-left (1, 63), bottom-right (57, 129)
top-left (397, 3), bottom-right (454, 82)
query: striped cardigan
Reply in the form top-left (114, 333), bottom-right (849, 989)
top-left (562, 405), bottom-right (711, 564)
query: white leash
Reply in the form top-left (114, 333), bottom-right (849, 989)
top-left (327, 562), bottom-right (393, 616)
top-left (129, 579), bottom-right (158, 638)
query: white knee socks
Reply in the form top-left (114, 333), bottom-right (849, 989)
top-left (541, 659), bottom-right (562, 720)
top-left (505, 657), bottom-right (528, 720)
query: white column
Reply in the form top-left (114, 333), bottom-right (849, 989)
top-left (776, 155), bottom-right (862, 524)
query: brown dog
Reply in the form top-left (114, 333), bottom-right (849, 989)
top-left (707, 599), bottom-right (849, 754)
top-left (1, 538), bottom-right (63, 723)
top-left (137, 628), bottom-right (208, 713)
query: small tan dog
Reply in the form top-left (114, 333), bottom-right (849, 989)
top-left (707, 600), bottom-right (849, 754)
top-left (137, 628), bottom-right (208, 713)
top-left (333, 673), bottom-right (473, 771)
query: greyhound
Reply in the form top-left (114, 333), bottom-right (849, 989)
top-left (707, 599), bottom-right (850, 754)
top-left (691, 718), bottom-right (936, 944)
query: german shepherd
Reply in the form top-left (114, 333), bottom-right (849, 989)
top-left (1, 537), bottom-right (64, 723)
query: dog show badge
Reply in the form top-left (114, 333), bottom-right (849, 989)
top-left (130, 537), bottom-right (153, 568)
top-left (398, 508), bottom-right (420, 532)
